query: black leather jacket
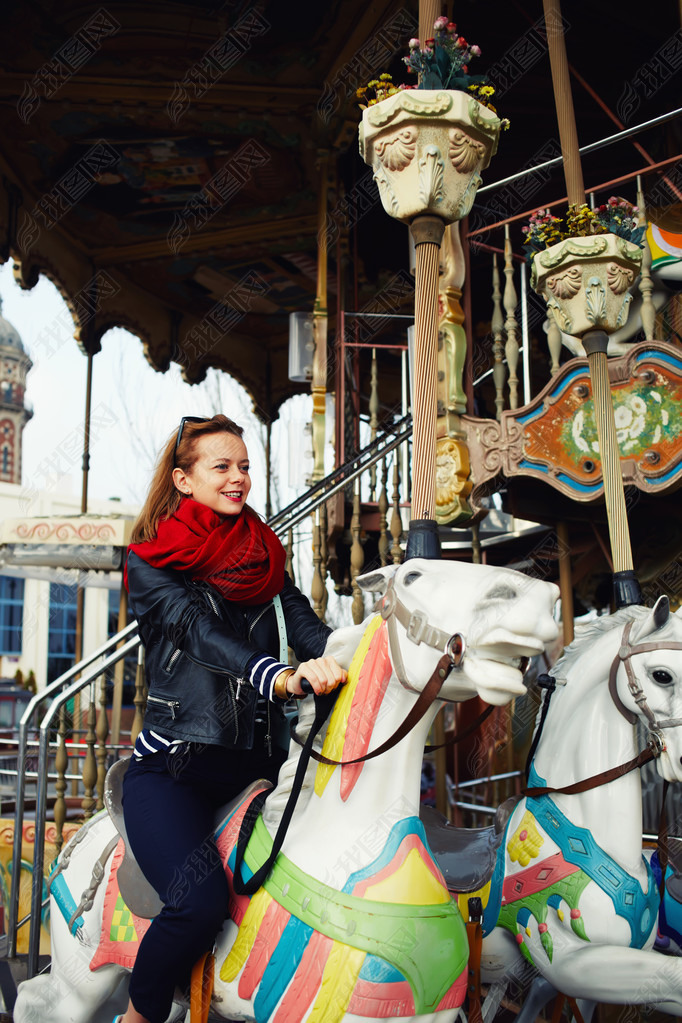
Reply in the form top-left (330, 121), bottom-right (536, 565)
top-left (126, 551), bottom-right (331, 751)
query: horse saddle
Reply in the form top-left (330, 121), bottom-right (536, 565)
top-left (104, 758), bottom-right (273, 920)
top-left (665, 839), bottom-right (682, 905)
top-left (104, 758), bottom-right (164, 919)
top-left (420, 795), bottom-right (520, 894)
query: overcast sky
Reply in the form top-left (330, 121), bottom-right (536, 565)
top-left (0, 260), bottom-right (316, 516)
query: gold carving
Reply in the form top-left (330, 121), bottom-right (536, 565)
top-left (435, 437), bottom-right (473, 525)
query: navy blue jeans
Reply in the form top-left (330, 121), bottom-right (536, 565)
top-left (121, 741), bottom-right (285, 1023)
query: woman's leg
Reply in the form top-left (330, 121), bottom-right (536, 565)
top-left (121, 749), bottom-right (231, 1023)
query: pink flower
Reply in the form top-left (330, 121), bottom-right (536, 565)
top-left (470, 44), bottom-right (481, 56)
top-left (434, 15), bottom-right (449, 30)
top-left (408, 37), bottom-right (420, 49)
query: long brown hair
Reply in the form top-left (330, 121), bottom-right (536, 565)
top-left (131, 415), bottom-right (245, 543)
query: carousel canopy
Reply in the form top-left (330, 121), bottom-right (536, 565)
top-left (0, 0), bottom-right (679, 419)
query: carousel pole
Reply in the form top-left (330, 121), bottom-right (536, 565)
top-left (406, 215), bottom-right (446, 559)
top-left (542, 0), bottom-right (641, 607)
top-left (404, 0), bottom-right (445, 559)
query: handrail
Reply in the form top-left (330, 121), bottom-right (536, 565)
top-left (26, 635), bottom-right (141, 976)
top-left (7, 619), bottom-right (139, 959)
top-left (269, 413), bottom-right (412, 534)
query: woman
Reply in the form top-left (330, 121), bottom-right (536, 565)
top-left (117, 414), bottom-right (346, 1023)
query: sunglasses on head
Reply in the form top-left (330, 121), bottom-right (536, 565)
top-left (173, 416), bottom-right (210, 468)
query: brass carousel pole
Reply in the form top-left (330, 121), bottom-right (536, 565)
top-left (406, 215), bottom-right (445, 558)
top-left (542, 0), bottom-right (641, 607)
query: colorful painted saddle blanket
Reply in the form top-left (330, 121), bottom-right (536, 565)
top-left (82, 784), bottom-right (469, 1021)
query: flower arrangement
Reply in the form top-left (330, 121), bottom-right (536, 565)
top-left (356, 17), bottom-right (508, 126)
top-left (404, 18), bottom-right (484, 90)
top-left (356, 73), bottom-right (404, 110)
top-left (522, 198), bottom-right (645, 261)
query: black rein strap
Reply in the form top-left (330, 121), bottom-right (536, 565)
top-left (292, 652), bottom-right (458, 767)
top-left (524, 745), bottom-right (657, 798)
top-left (233, 652), bottom-right (458, 894)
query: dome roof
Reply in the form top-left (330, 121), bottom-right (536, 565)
top-left (0, 297), bottom-right (26, 353)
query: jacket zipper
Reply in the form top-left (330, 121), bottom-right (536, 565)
top-left (200, 584), bottom-right (265, 748)
top-left (164, 648), bottom-right (181, 672)
top-left (147, 694), bottom-right (181, 720)
top-left (248, 603), bottom-right (271, 640)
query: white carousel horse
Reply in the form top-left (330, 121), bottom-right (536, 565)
top-left (455, 597), bottom-right (682, 1019)
top-left (13, 558), bottom-right (559, 1023)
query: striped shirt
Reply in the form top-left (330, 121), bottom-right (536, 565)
top-left (133, 653), bottom-right (291, 759)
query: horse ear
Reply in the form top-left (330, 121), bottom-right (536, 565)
top-left (357, 565), bottom-right (398, 595)
top-left (630, 595), bottom-right (670, 644)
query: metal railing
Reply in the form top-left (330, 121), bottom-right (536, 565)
top-left (7, 622), bottom-right (139, 965)
top-left (268, 413), bottom-right (412, 534)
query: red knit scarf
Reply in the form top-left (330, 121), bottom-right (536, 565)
top-left (126, 499), bottom-right (285, 605)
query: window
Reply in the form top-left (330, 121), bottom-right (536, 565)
top-left (0, 575), bottom-right (24, 655)
top-left (47, 583), bottom-right (78, 685)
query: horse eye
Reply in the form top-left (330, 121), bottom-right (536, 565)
top-left (652, 669), bottom-right (674, 686)
top-left (403, 572), bottom-right (421, 586)
top-left (485, 585), bottom-right (517, 602)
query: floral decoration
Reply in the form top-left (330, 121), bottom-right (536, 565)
top-left (357, 17), bottom-right (509, 127)
top-left (522, 197), bottom-right (645, 262)
top-left (561, 385), bottom-right (682, 463)
top-left (356, 73), bottom-right (405, 110)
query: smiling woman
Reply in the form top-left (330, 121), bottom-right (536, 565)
top-left (172, 430), bottom-right (252, 517)
top-left (118, 412), bottom-right (347, 1023)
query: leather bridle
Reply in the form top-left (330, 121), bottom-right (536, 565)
top-left (377, 576), bottom-right (466, 692)
top-left (608, 618), bottom-right (682, 756)
top-left (527, 617), bottom-right (682, 798)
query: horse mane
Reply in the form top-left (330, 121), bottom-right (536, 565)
top-left (262, 618), bottom-right (372, 832)
top-left (551, 605), bottom-right (649, 678)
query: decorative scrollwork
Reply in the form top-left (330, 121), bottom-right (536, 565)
top-left (366, 90), bottom-right (453, 127)
top-left (374, 128), bottom-right (417, 171)
top-left (466, 96), bottom-right (502, 144)
top-left (546, 265), bottom-right (582, 299)
top-left (418, 146), bottom-right (444, 208)
top-left (372, 163), bottom-right (399, 217)
top-left (448, 129), bottom-right (485, 173)
top-left (546, 298), bottom-right (573, 334)
top-left (614, 235), bottom-right (644, 265)
top-left (537, 236), bottom-right (609, 272)
top-left (607, 262), bottom-right (635, 295)
top-left (453, 171), bottom-right (482, 220)
top-left (585, 276), bottom-right (607, 325)
top-left (615, 292), bottom-right (634, 328)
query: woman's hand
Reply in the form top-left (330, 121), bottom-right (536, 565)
top-left (282, 656), bottom-right (347, 698)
